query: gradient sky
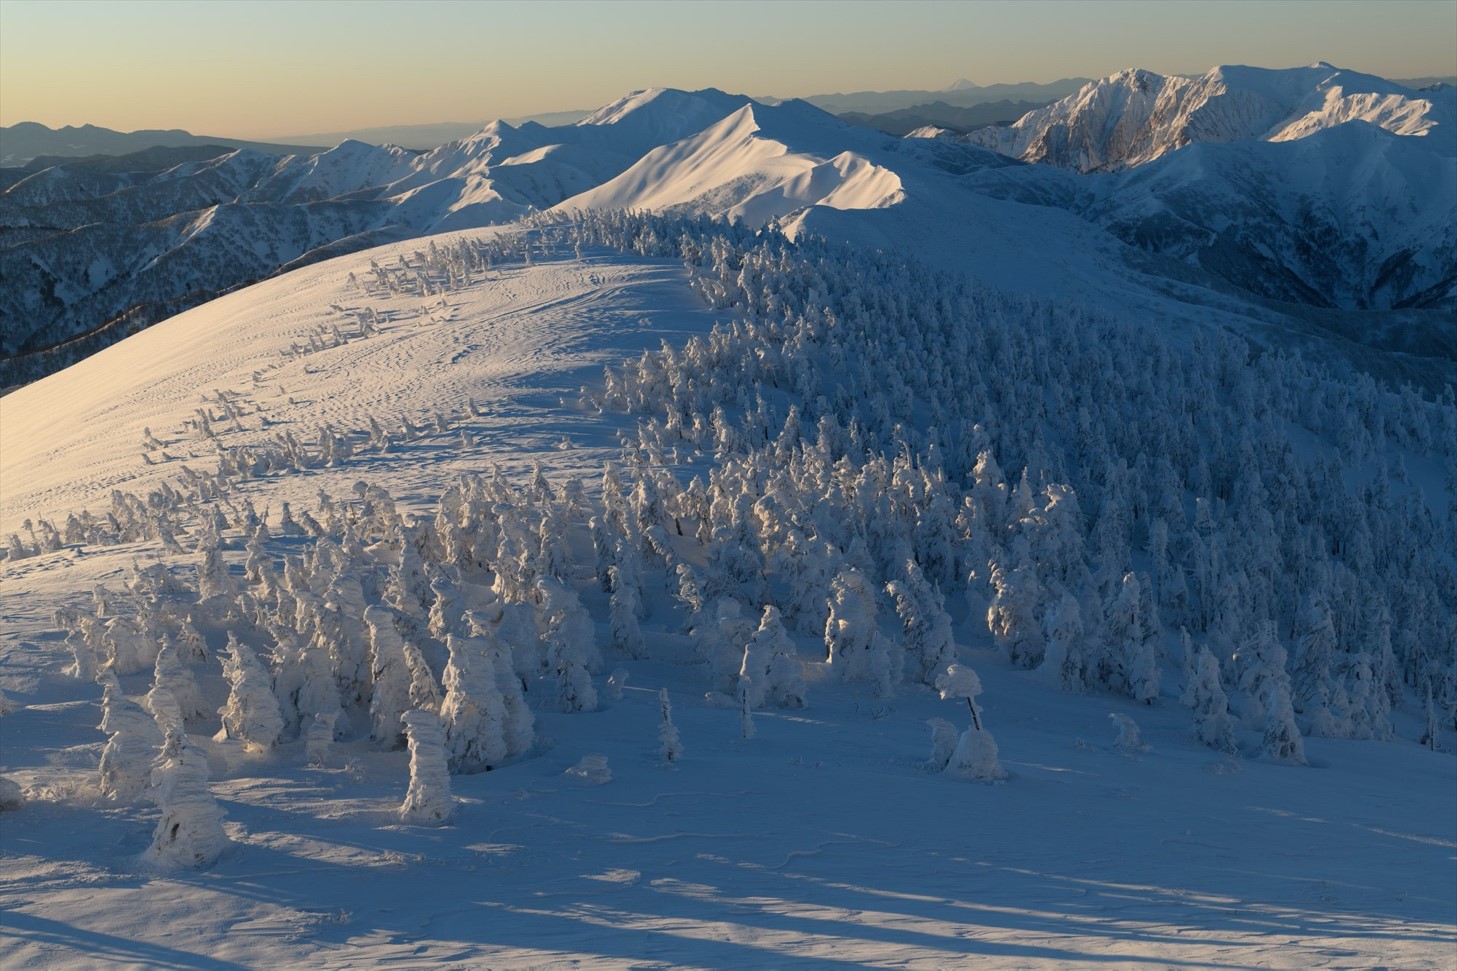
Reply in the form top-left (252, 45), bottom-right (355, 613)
top-left (2, 0), bottom-right (1453, 139)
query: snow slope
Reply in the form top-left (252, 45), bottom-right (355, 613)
top-left (1, 221), bottom-right (1454, 970)
top-left (0, 230), bottom-right (707, 533)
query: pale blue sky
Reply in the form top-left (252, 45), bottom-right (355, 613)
top-left (2, 0), bottom-right (1453, 138)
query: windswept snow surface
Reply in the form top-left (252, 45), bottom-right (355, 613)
top-left (1, 226), bottom-right (1453, 970)
top-left (0, 230), bottom-right (706, 531)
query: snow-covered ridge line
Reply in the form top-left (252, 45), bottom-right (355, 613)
top-left (6, 70), bottom-right (1454, 393)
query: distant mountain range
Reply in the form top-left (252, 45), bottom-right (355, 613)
top-left (0, 122), bottom-right (322, 166)
top-left (837, 99), bottom-right (1048, 137)
top-left (791, 78), bottom-right (1094, 116)
top-left (2, 64), bottom-right (1452, 389)
top-left (261, 111), bottom-right (595, 152)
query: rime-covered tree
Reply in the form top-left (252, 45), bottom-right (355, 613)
top-left (887, 561), bottom-right (956, 686)
top-left (271, 629), bottom-right (340, 742)
top-left (934, 664), bottom-right (1004, 781)
top-left (1236, 623), bottom-right (1307, 765)
top-left (98, 677), bottom-right (164, 802)
top-left (215, 633), bottom-right (283, 751)
top-left (365, 605), bottom-right (415, 748)
top-left (693, 597), bottom-right (756, 693)
top-left (1262, 676), bottom-right (1307, 766)
top-left (608, 565), bottom-right (647, 659)
top-left (143, 728), bottom-right (229, 869)
top-left (925, 717), bottom-right (959, 771)
top-left (535, 578), bottom-right (599, 713)
top-left (156, 635), bottom-right (208, 720)
top-left (1291, 595), bottom-right (1339, 729)
top-left (1185, 646), bottom-right (1238, 754)
top-left (658, 688), bottom-right (683, 762)
top-left (1109, 712), bottom-right (1150, 753)
top-left (1040, 592), bottom-right (1087, 692)
top-left (440, 634), bottom-right (508, 771)
top-left (103, 616), bottom-right (154, 676)
top-left (824, 568), bottom-right (881, 680)
top-left (987, 562), bottom-right (1044, 669)
top-left (738, 677), bottom-right (756, 739)
top-left (399, 709), bottom-right (453, 824)
top-left (740, 605), bottom-right (806, 709)
top-left (464, 606), bottom-right (534, 756)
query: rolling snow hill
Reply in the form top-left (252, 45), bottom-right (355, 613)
top-left (0, 213), bottom-right (1453, 969)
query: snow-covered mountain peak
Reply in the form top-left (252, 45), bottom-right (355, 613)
top-left (555, 100), bottom-right (902, 225)
top-left (575, 87), bottom-right (756, 141)
top-left (965, 62), bottom-right (1453, 172)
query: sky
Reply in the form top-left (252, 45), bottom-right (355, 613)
top-left (2, 0), bottom-right (1453, 139)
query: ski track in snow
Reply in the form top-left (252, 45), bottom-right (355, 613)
top-left (0, 235), bottom-right (1453, 970)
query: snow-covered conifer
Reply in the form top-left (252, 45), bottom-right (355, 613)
top-left (1291, 595), bottom-right (1339, 727)
top-left (925, 717), bottom-right (958, 771)
top-left (1099, 572), bottom-right (1145, 695)
top-left (609, 566), bottom-right (647, 659)
top-left (1237, 625), bottom-right (1286, 730)
top-left (738, 677), bottom-right (755, 739)
top-left (63, 616), bottom-right (101, 681)
top-left (197, 547), bottom-right (235, 603)
top-left (1186, 646), bottom-right (1238, 754)
top-left (1262, 677), bottom-right (1307, 766)
top-left (739, 605), bottom-right (806, 709)
top-left (399, 710), bottom-right (453, 824)
top-left (1420, 686), bottom-right (1440, 751)
top-left (887, 561), bottom-right (956, 686)
top-left (1178, 627), bottom-right (1199, 703)
top-left (147, 636), bottom-right (208, 730)
top-left (987, 562), bottom-right (1044, 669)
top-left (535, 577), bottom-right (600, 712)
top-left (215, 633), bottom-right (283, 751)
top-left (318, 567), bottom-right (372, 708)
top-left (305, 709), bottom-right (339, 767)
top-left (658, 688), bottom-right (683, 762)
top-left (271, 629), bottom-right (340, 741)
top-left (98, 677), bottom-right (164, 802)
top-left (934, 664), bottom-right (1005, 781)
top-left (694, 597), bottom-right (755, 692)
top-left (674, 562), bottom-right (703, 620)
top-left (143, 728), bottom-right (229, 869)
top-left (365, 605), bottom-right (415, 747)
top-left (103, 616), bottom-right (154, 676)
top-left (440, 634), bottom-right (508, 771)
top-left (824, 568), bottom-right (880, 681)
top-left (465, 606), bottom-right (533, 756)
top-left (1040, 593), bottom-right (1087, 692)
top-left (1109, 712), bottom-right (1150, 753)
